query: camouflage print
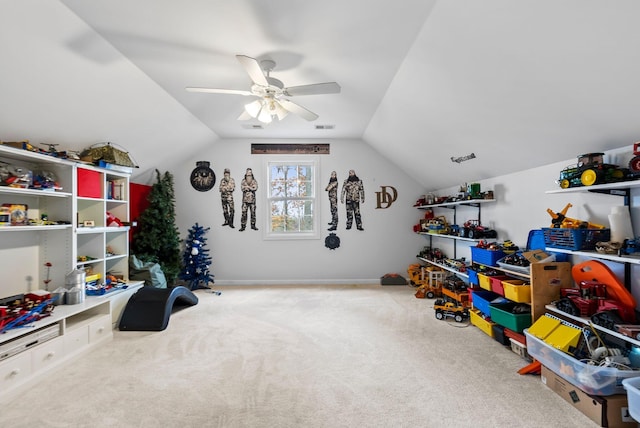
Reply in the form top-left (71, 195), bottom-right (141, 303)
top-left (219, 175), bottom-right (235, 226)
top-left (240, 172), bottom-right (258, 230)
top-left (326, 179), bottom-right (338, 227)
top-left (341, 171), bottom-right (364, 230)
top-left (345, 201), bottom-right (362, 229)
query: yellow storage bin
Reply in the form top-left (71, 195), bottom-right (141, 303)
top-left (470, 309), bottom-right (495, 338)
top-left (527, 314), bottom-right (562, 340)
top-left (502, 279), bottom-right (531, 303)
top-left (478, 273), bottom-right (492, 291)
top-left (544, 324), bottom-right (582, 353)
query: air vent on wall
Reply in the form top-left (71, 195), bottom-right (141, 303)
top-left (241, 124), bottom-right (264, 130)
top-left (315, 125), bottom-right (335, 130)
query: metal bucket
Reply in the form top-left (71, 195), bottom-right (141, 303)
top-left (65, 269), bottom-right (86, 304)
top-left (65, 288), bottom-right (83, 305)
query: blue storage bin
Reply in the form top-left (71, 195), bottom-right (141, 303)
top-left (527, 229), bottom-right (569, 262)
top-left (467, 268), bottom-right (479, 286)
top-left (471, 289), bottom-right (508, 317)
top-left (471, 247), bottom-right (506, 266)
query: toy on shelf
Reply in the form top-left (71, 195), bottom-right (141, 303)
top-left (553, 260), bottom-right (637, 331)
top-left (557, 152), bottom-right (630, 188)
top-left (628, 141), bottom-right (640, 175)
top-left (460, 219), bottom-right (497, 239)
top-left (546, 203), bottom-right (606, 229)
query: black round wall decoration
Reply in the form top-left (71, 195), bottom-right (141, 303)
top-left (325, 233), bottom-right (340, 250)
top-left (190, 161), bottom-right (216, 192)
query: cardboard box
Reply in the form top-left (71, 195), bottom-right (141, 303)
top-left (541, 365), bottom-right (636, 427)
top-left (523, 249), bottom-right (551, 263)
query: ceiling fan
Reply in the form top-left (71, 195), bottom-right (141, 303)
top-left (186, 55), bottom-right (340, 123)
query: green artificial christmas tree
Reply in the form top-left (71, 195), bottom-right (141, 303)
top-left (131, 170), bottom-right (181, 283)
top-left (179, 223), bottom-right (214, 290)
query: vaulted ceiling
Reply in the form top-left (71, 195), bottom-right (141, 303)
top-left (3, 1), bottom-right (640, 190)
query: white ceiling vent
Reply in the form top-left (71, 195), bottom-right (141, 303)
top-left (241, 124), bottom-right (264, 130)
top-left (315, 124), bottom-right (335, 130)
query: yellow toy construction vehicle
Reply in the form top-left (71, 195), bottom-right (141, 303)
top-left (546, 203), bottom-right (606, 229)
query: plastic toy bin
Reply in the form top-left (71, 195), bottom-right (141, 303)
top-left (542, 228), bottom-right (611, 251)
top-left (502, 279), bottom-right (531, 303)
top-left (489, 302), bottom-right (531, 332)
top-left (471, 247), bottom-right (506, 267)
top-left (489, 275), bottom-right (510, 295)
top-left (470, 309), bottom-right (495, 338)
top-left (471, 289), bottom-right (507, 317)
top-left (525, 329), bottom-right (640, 396)
top-left (467, 268), bottom-right (479, 286)
top-left (622, 377), bottom-right (640, 422)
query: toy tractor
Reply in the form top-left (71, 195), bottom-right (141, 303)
top-left (628, 142), bottom-right (640, 176)
top-left (460, 220), bottom-right (497, 239)
top-left (557, 152), bottom-right (628, 189)
top-left (555, 280), bottom-right (637, 330)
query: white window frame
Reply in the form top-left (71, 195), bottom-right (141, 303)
top-left (263, 155), bottom-right (320, 240)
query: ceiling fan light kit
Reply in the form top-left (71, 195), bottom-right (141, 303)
top-left (187, 54), bottom-right (340, 124)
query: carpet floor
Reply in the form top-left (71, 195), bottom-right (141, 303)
top-left (1, 284), bottom-right (601, 427)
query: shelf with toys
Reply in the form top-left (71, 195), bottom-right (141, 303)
top-left (544, 179), bottom-right (640, 291)
top-left (413, 185), bottom-right (496, 279)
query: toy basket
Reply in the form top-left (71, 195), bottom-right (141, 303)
top-left (542, 228), bottom-right (610, 251)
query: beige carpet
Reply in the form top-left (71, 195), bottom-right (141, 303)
top-left (1, 284), bottom-right (599, 428)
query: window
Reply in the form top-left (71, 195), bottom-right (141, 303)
top-left (265, 157), bottom-right (319, 239)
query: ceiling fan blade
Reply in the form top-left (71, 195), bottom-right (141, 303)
top-left (278, 99), bottom-right (319, 121)
top-left (284, 82), bottom-right (341, 96)
top-left (236, 55), bottom-right (269, 86)
top-left (186, 87), bottom-right (253, 96)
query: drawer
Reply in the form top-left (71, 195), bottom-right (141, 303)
top-left (89, 315), bottom-right (113, 343)
top-left (64, 327), bottom-right (89, 354)
top-left (0, 352), bottom-right (32, 391)
top-left (32, 338), bottom-right (65, 372)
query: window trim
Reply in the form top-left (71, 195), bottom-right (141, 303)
top-left (263, 155), bottom-right (320, 241)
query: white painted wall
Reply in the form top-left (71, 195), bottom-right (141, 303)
top-left (170, 138), bottom-right (425, 284)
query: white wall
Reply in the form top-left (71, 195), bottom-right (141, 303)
top-left (170, 138), bottom-right (425, 284)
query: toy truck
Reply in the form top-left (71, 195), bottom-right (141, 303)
top-left (408, 264), bottom-right (445, 298)
top-left (441, 287), bottom-right (470, 308)
top-left (434, 299), bottom-right (469, 323)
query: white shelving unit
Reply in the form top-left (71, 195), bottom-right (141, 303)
top-left (0, 145), bottom-right (142, 403)
top-left (76, 163), bottom-right (131, 281)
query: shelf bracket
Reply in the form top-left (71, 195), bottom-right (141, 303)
top-left (587, 187), bottom-right (630, 205)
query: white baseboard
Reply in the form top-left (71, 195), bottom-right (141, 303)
top-left (211, 279), bottom-right (380, 286)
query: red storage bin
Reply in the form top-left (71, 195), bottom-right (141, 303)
top-left (77, 168), bottom-right (102, 198)
top-left (489, 275), bottom-right (509, 296)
